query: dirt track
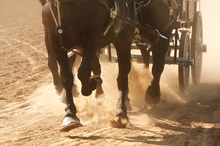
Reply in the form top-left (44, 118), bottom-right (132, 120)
top-left (0, 0), bottom-right (220, 145)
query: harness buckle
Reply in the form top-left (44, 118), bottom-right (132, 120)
top-left (169, 7), bottom-right (173, 16)
top-left (110, 10), bottom-right (116, 19)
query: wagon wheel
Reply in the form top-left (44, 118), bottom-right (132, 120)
top-left (191, 11), bottom-right (203, 85)
top-left (178, 31), bottom-right (191, 91)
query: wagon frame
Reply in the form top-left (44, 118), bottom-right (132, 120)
top-left (100, 0), bottom-right (207, 91)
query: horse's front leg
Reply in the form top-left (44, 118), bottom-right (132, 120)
top-left (46, 30), bottom-right (79, 101)
top-left (60, 54), bottom-right (79, 103)
top-left (48, 35), bottom-right (82, 132)
top-left (145, 39), bottom-right (168, 104)
top-left (110, 38), bottom-right (132, 128)
top-left (78, 36), bottom-right (100, 96)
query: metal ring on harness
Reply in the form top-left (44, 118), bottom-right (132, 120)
top-left (46, 0), bottom-right (70, 52)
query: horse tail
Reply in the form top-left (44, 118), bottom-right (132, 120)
top-left (39, 0), bottom-right (46, 5)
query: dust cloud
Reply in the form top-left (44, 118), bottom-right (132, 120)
top-left (15, 0), bottom-right (219, 127)
top-left (1, 0), bottom-right (220, 145)
top-left (164, 1), bottom-right (220, 103)
top-left (153, 0), bottom-right (220, 103)
top-left (109, 0), bottom-right (220, 111)
top-left (74, 0), bottom-right (220, 127)
top-left (200, 0), bottom-right (220, 83)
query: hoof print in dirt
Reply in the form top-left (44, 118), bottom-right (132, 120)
top-left (60, 116), bottom-right (82, 132)
top-left (145, 86), bottom-right (161, 104)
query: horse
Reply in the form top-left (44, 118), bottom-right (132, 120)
top-left (39, 0), bottom-right (136, 132)
top-left (134, 0), bottom-right (180, 104)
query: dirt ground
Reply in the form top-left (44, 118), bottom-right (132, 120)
top-left (0, 0), bottom-right (220, 145)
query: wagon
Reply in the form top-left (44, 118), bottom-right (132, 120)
top-left (99, 0), bottom-right (207, 91)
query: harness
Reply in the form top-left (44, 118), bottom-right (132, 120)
top-left (45, 0), bottom-right (168, 55)
top-left (101, 0), bottom-right (117, 37)
top-left (163, 0), bottom-right (179, 32)
top-left (100, 0), bottom-right (167, 39)
top-left (134, 0), bottom-right (179, 51)
top-left (136, 0), bottom-right (178, 33)
top-left (45, 0), bottom-right (69, 53)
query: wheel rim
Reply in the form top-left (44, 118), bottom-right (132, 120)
top-left (191, 12), bottom-right (203, 84)
top-left (179, 31), bottom-right (191, 91)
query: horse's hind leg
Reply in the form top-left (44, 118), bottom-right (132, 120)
top-left (45, 32), bottom-right (62, 95)
top-left (91, 55), bottom-right (104, 99)
top-left (145, 25), bottom-right (173, 104)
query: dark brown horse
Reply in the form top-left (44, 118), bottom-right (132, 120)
top-left (134, 0), bottom-right (180, 104)
top-left (40, 0), bottom-right (136, 132)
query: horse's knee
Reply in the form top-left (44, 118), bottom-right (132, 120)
top-left (61, 72), bottom-right (73, 91)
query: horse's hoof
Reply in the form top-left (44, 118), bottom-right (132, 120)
top-left (60, 116), bottom-right (82, 132)
top-left (125, 100), bottom-right (132, 111)
top-left (145, 86), bottom-right (161, 104)
top-left (81, 88), bottom-right (92, 96)
top-left (109, 116), bottom-right (130, 128)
